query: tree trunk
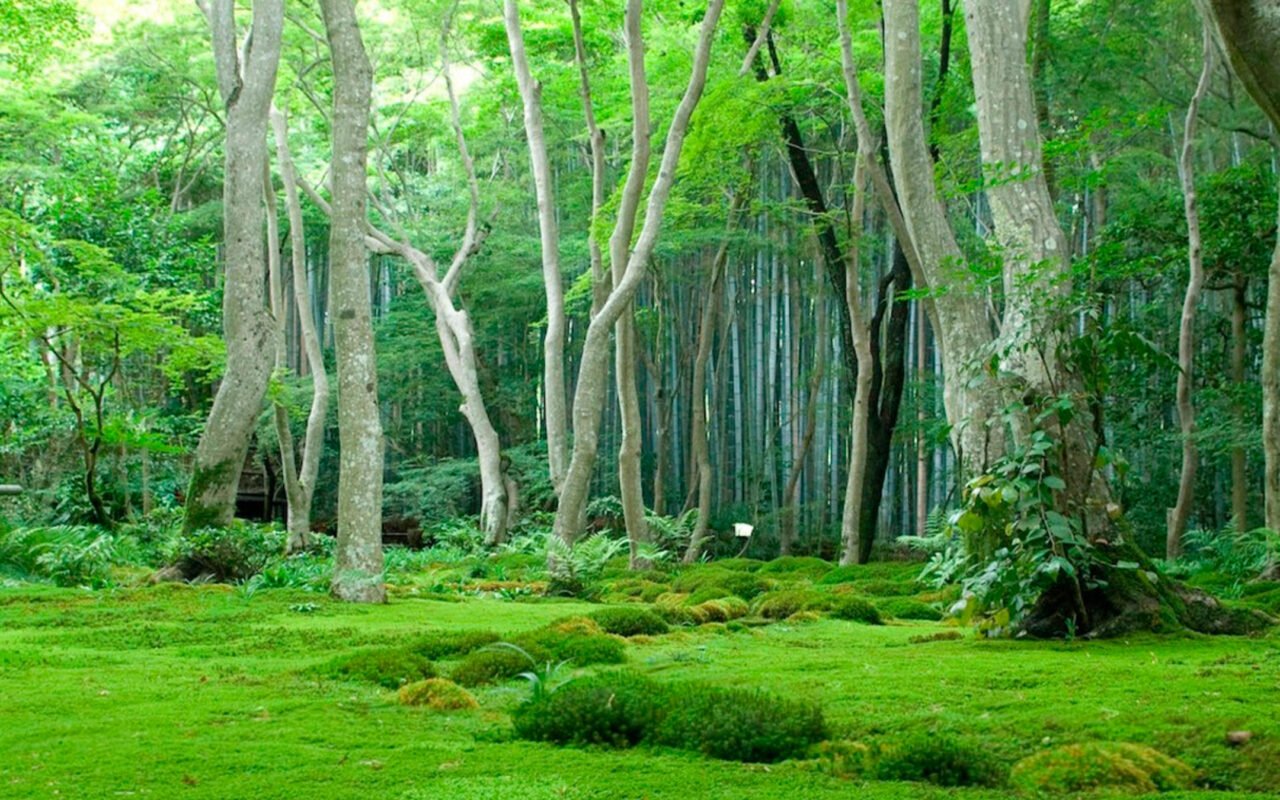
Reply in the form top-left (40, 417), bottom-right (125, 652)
top-left (184, 0), bottom-right (284, 533)
top-left (1167, 21), bottom-right (1215, 559)
top-left (268, 107), bottom-right (329, 553)
top-left (502, 0), bottom-right (569, 494)
top-left (838, 161), bottom-right (875, 566)
top-left (1230, 274), bottom-right (1249, 531)
top-left (553, 0), bottom-right (725, 547)
top-left (1200, 0), bottom-right (1280, 534)
top-left (320, 0), bottom-right (385, 604)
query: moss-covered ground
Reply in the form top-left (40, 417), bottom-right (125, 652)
top-left (1, 581), bottom-right (1277, 799)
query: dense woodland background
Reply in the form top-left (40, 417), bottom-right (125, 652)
top-left (1, 0), bottom-right (1277, 582)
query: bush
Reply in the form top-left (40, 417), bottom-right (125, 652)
top-left (411, 629), bottom-right (500, 660)
top-left (874, 597), bottom-right (942, 621)
top-left (0, 525), bottom-right (117, 587)
top-left (653, 686), bottom-right (827, 763)
top-left (757, 556), bottom-right (832, 579)
top-left (874, 733), bottom-right (1004, 787)
top-left (326, 648), bottom-right (437, 689)
top-left (753, 589), bottom-right (834, 620)
top-left (451, 645), bottom-right (548, 687)
top-left (513, 670), bottom-right (665, 747)
top-left (589, 606), bottom-right (669, 637)
top-left (828, 595), bottom-right (884, 624)
top-left (1010, 742), bottom-right (1196, 795)
top-left (170, 522), bottom-right (285, 582)
top-left (397, 678), bottom-right (478, 711)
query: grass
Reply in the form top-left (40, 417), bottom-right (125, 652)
top-left (0, 583), bottom-right (1277, 799)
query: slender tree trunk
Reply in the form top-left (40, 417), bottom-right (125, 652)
top-left (839, 162), bottom-right (875, 566)
top-left (553, 0), bottom-right (725, 547)
top-left (502, 0), bottom-right (569, 494)
top-left (1231, 275), bottom-right (1248, 531)
top-left (184, 0), bottom-right (284, 533)
top-left (320, 0), bottom-right (385, 604)
top-left (268, 108), bottom-right (329, 553)
top-left (1168, 22), bottom-right (1215, 559)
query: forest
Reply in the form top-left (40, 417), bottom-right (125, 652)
top-left (1, 0), bottom-right (1280, 798)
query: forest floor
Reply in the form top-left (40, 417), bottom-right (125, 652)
top-left (1, 583), bottom-right (1278, 800)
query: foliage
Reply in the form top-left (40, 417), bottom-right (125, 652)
top-left (544, 532), bottom-right (629, 596)
top-left (0, 523), bottom-right (115, 586)
top-left (587, 606), bottom-right (670, 637)
top-left (168, 522), bottom-right (286, 582)
top-left (1172, 527), bottom-right (1279, 583)
top-left (396, 678), bottom-right (478, 711)
top-left (1009, 742), bottom-right (1197, 795)
top-left (324, 647), bottom-right (437, 690)
top-left (873, 733), bottom-right (1004, 787)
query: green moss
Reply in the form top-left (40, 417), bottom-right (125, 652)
top-left (397, 677), bottom-right (478, 711)
top-left (757, 556), bottom-right (832, 579)
top-left (671, 567), bottom-right (772, 600)
top-left (690, 596), bottom-right (749, 623)
top-left (874, 733), bottom-right (1004, 787)
top-left (588, 606), bottom-right (669, 637)
top-left (1010, 742), bottom-right (1197, 795)
top-left (411, 628), bottom-right (500, 660)
top-left (712, 558), bottom-right (765, 572)
top-left (753, 589), bottom-right (835, 619)
top-left (324, 647), bottom-right (436, 689)
top-left (875, 598), bottom-right (943, 621)
top-left (181, 459), bottom-right (238, 533)
top-left (828, 595), bottom-right (883, 624)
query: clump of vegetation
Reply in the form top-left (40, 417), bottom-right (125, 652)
top-left (875, 597), bottom-right (943, 621)
top-left (411, 629), bottom-right (500, 660)
top-left (513, 670), bottom-right (663, 748)
top-left (828, 595), bottom-right (884, 624)
top-left (512, 627), bottom-right (626, 667)
top-left (753, 589), bottom-right (834, 619)
top-left (816, 565), bottom-right (862, 585)
top-left (169, 522), bottom-right (285, 582)
top-left (711, 558), bottom-right (765, 572)
top-left (0, 524), bottom-right (117, 587)
top-left (873, 733), bottom-right (1004, 787)
top-left (757, 556), bottom-right (831, 579)
top-left (451, 645), bottom-right (547, 687)
top-left (651, 686), bottom-right (828, 763)
top-left (690, 596), bottom-right (749, 623)
top-left (671, 566), bottom-right (772, 600)
top-left (325, 647), bottom-right (437, 689)
top-left (908, 630), bottom-right (965, 644)
top-left (1009, 742), bottom-right (1197, 795)
top-left (854, 579), bottom-right (920, 597)
top-left (397, 678), bottom-right (479, 711)
top-left (588, 606), bottom-right (669, 637)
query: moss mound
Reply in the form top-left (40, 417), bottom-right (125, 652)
top-left (411, 629), bottom-right (500, 660)
top-left (828, 595), bottom-right (883, 624)
top-left (876, 597), bottom-right (943, 621)
top-left (397, 678), bottom-right (479, 711)
top-left (325, 647), bottom-right (436, 689)
top-left (588, 606), bottom-right (669, 637)
top-left (1010, 742), bottom-right (1197, 795)
top-left (874, 733), bottom-right (1004, 787)
top-left (691, 596), bottom-right (749, 623)
top-left (753, 589), bottom-right (834, 620)
top-left (671, 567), bottom-right (772, 600)
top-left (757, 556), bottom-right (832, 579)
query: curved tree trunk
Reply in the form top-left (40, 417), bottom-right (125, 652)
top-left (502, 0), bottom-right (569, 495)
top-left (184, 0), bottom-right (284, 533)
top-left (1167, 22), bottom-right (1215, 559)
top-left (838, 161), bottom-right (874, 567)
top-left (320, 0), bottom-right (385, 604)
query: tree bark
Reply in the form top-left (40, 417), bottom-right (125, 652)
top-left (319, 0), bottom-right (385, 604)
top-left (268, 108), bottom-right (329, 554)
top-left (1167, 21), bottom-right (1215, 559)
top-left (184, 0), bottom-right (284, 533)
top-left (552, 0), bottom-right (725, 547)
top-left (838, 160), bottom-right (875, 566)
top-left (502, 0), bottom-right (569, 494)
top-left (1200, 0), bottom-right (1280, 534)
top-left (1231, 274), bottom-right (1249, 531)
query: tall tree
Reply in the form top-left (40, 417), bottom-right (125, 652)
top-left (184, 0), bottom-right (284, 533)
top-left (319, 0), bottom-right (385, 603)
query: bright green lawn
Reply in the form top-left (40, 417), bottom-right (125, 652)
top-left (1, 585), bottom-right (1277, 799)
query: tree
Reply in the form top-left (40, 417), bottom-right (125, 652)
top-left (184, 0), bottom-right (284, 533)
top-left (319, 0), bottom-right (385, 603)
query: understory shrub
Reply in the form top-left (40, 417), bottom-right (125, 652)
top-left (1009, 742), bottom-right (1197, 795)
top-left (513, 670), bottom-right (663, 747)
top-left (588, 606), bottom-right (669, 637)
top-left (873, 733), bottom-right (1004, 787)
top-left (652, 686), bottom-right (827, 763)
top-left (828, 595), bottom-right (884, 624)
top-left (875, 597), bottom-right (943, 621)
top-left (397, 678), bottom-right (478, 711)
top-left (0, 525), bottom-right (116, 587)
top-left (326, 647), bottom-right (437, 689)
top-left (753, 589), bottom-right (834, 619)
top-left (411, 629), bottom-right (500, 660)
top-left (169, 522), bottom-right (285, 582)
